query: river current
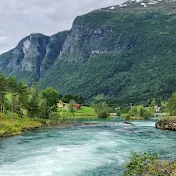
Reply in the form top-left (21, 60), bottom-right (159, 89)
top-left (0, 119), bottom-right (175, 176)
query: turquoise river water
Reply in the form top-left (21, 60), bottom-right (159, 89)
top-left (0, 119), bottom-right (175, 176)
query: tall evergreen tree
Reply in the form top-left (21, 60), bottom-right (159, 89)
top-left (16, 81), bottom-right (29, 117)
top-left (0, 73), bottom-right (7, 113)
top-left (6, 76), bottom-right (17, 120)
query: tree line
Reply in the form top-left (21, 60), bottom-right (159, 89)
top-left (0, 73), bottom-right (59, 120)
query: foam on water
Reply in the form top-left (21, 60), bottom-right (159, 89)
top-left (0, 145), bottom-right (105, 176)
top-left (0, 132), bottom-right (123, 176)
top-left (131, 121), bottom-right (156, 127)
top-left (0, 119), bottom-right (175, 176)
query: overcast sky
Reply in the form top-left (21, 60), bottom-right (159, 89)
top-left (0, 0), bottom-right (126, 54)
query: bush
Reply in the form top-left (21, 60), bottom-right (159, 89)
top-left (94, 102), bottom-right (109, 119)
top-left (50, 112), bottom-right (62, 121)
top-left (123, 152), bottom-right (176, 176)
top-left (127, 106), bottom-right (153, 120)
top-left (98, 111), bottom-right (109, 118)
top-left (116, 110), bottom-right (121, 116)
top-left (123, 152), bottom-right (158, 176)
top-left (125, 115), bottom-right (130, 121)
top-left (128, 107), bottom-right (138, 117)
top-left (68, 104), bottom-right (75, 113)
top-left (68, 99), bottom-right (76, 113)
top-left (139, 108), bottom-right (153, 119)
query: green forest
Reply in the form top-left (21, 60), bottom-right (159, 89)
top-left (0, 72), bottom-right (63, 137)
top-left (39, 8), bottom-right (176, 104)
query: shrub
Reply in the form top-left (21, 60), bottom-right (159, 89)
top-left (125, 115), bottom-right (130, 121)
top-left (123, 152), bottom-right (176, 176)
top-left (127, 106), bottom-right (152, 119)
top-left (128, 107), bottom-right (138, 117)
top-left (50, 112), bottom-right (62, 121)
top-left (94, 102), bottom-right (109, 119)
top-left (116, 110), bottom-right (121, 116)
top-left (98, 111), bottom-right (109, 118)
top-left (139, 108), bottom-right (153, 119)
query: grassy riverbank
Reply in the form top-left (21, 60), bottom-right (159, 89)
top-left (0, 113), bottom-right (42, 137)
top-left (0, 108), bottom-right (98, 138)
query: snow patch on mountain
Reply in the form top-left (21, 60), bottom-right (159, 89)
top-left (109, 6), bottom-right (115, 10)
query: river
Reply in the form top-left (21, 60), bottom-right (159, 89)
top-left (0, 119), bottom-right (175, 176)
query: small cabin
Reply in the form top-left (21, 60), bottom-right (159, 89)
top-left (57, 101), bottom-right (64, 108)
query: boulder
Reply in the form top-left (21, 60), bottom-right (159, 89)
top-left (155, 117), bottom-right (176, 131)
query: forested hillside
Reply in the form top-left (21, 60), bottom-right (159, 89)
top-left (1, 0), bottom-right (176, 103)
top-left (39, 0), bottom-right (176, 103)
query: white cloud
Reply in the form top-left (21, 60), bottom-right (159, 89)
top-left (0, 36), bottom-right (8, 42)
top-left (0, 0), bottom-right (126, 54)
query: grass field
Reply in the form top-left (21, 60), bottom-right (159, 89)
top-left (0, 113), bottom-right (42, 137)
top-left (58, 105), bottom-right (97, 117)
top-left (78, 106), bottom-right (95, 113)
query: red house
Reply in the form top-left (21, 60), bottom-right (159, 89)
top-left (73, 104), bottom-right (82, 110)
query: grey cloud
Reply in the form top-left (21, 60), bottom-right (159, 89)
top-left (0, 0), bottom-right (126, 54)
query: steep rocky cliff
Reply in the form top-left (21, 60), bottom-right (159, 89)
top-left (1, 0), bottom-right (176, 103)
top-left (0, 31), bottom-right (69, 83)
top-left (40, 0), bottom-right (176, 102)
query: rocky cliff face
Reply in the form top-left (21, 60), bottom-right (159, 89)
top-left (39, 0), bottom-right (176, 102)
top-left (0, 31), bottom-right (69, 83)
top-left (58, 0), bottom-right (176, 63)
top-left (58, 21), bottom-right (113, 63)
top-left (1, 0), bottom-right (176, 102)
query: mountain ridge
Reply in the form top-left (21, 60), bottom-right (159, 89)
top-left (1, 0), bottom-right (176, 103)
top-left (0, 31), bottom-right (69, 83)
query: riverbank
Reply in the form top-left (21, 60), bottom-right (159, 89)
top-left (0, 115), bottom-right (42, 138)
top-left (0, 112), bottom-right (99, 138)
top-left (155, 116), bottom-right (176, 131)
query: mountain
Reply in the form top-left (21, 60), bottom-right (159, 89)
top-left (1, 0), bottom-right (176, 103)
top-left (0, 31), bottom-right (69, 83)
